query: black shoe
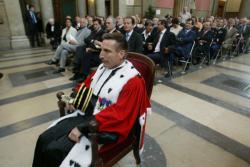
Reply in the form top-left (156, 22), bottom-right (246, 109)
top-left (47, 60), bottom-right (57, 65)
top-left (53, 68), bottom-right (65, 74)
top-left (69, 73), bottom-right (81, 81)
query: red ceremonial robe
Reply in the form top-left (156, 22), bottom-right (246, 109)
top-left (77, 72), bottom-right (150, 153)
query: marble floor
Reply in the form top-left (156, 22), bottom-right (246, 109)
top-left (0, 47), bottom-right (249, 167)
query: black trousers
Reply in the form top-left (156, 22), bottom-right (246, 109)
top-left (29, 26), bottom-right (40, 47)
top-left (32, 115), bottom-right (88, 167)
top-left (80, 51), bottom-right (101, 76)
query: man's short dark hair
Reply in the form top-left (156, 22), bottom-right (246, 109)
top-left (172, 18), bottom-right (179, 24)
top-left (124, 16), bottom-right (135, 25)
top-left (29, 4), bottom-right (34, 9)
top-left (145, 19), bottom-right (153, 27)
top-left (102, 33), bottom-right (128, 51)
top-left (93, 18), bottom-right (102, 25)
top-left (186, 18), bottom-right (194, 25)
top-left (159, 19), bottom-right (167, 27)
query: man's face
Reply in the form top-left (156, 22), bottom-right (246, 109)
top-left (99, 40), bottom-right (125, 69)
top-left (203, 22), bottom-right (210, 30)
top-left (123, 18), bottom-right (133, 32)
top-left (145, 24), bottom-right (153, 33)
top-left (75, 16), bottom-right (80, 23)
top-left (30, 7), bottom-right (35, 11)
top-left (185, 21), bottom-right (193, 29)
top-left (93, 21), bottom-right (100, 31)
top-left (157, 21), bottom-right (164, 32)
top-left (80, 19), bottom-right (87, 28)
top-left (65, 20), bottom-right (71, 27)
top-left (105, 18), bottom-right (114, 31)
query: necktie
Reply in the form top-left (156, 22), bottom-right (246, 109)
top-left (31, 11), bottom-right (37, 24)
top-left (126, 33), bottom-right (129, 41)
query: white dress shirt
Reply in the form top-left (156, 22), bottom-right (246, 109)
top-left (154, 28), bottom-right (166, 53)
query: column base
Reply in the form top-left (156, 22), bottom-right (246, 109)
top-left (11, 35), bottom-right (30, 49)
top-left (0, 37), bottom-right (11, 50)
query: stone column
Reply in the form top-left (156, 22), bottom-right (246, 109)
top-left (88, 0), bottom-right (95, 16)
top-left (78, 0), bottom-right (87, 17)
top-left (173, 0), bottom-right (193, 17)
top-left (39, 0), bottom-right (54, 29)
top-left (118, 0), bottom-right (127, 16)
top-left (96, 0), bottom-right (106, 17)
top-left (210, 0), bottom-right (219, 16)
top-left (3, 0), bottom-right (30, 49)
top-left (239, 0), bottom-right (250, 18)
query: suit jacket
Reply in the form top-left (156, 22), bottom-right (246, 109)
top-left (85, 28), bottom-right (105, 51)
top-left (175, 28), bottom-right (196, 57)
top-left (152, 30), bottom-right (176, 56)
top-left (60, 26), bottom-right (77, 45)
top-left (45, 22), bottom-right (62, 40)
top-left (25, 10), bottom-right (38, 31)
top-left (196, 29), bottom-right (213, 45)
top-left (214, 28), bottom-right (227, 45)
top-left (141, 30), bottom-right (157, 54)
top-left (125, 30), bottom-right (143, 53)
top-left (238, 24), bottom-right (250, 39)
top-left (224, 26), bottom-right (238, 45)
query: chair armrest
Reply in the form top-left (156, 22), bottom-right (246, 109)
top-left (56, 92), bottom-right (66, 117)
top-left (88, 119), bottom-right (103, 167)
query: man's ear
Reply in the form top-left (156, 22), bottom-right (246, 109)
top-left (119, 50), bottom-right (126, 59)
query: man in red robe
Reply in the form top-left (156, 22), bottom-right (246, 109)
top-left (32, 33), bottom-right (150, 167)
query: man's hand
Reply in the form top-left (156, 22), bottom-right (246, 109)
top-left (68, 127), bottom-right (82, 143)
top-left (164, 47), bottom-right (169, 54)
top-left (147, 43), bottom-right (153, 50)
top-left (69, 39), bottom-right (77, 45)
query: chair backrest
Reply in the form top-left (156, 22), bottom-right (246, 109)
top-left (126, 52), bottom-right (155, 98)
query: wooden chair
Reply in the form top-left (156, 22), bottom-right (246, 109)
top-left (57, 52), bottom-right (155, 167)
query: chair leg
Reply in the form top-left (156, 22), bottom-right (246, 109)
top-left (213, 49), bottom-right (221, 64)
top-left (133, 147), bottom-right (141, 165)
top-left (181, 58), bottom-right (190, 74)
top-left (167, 61), bottom-right (173, 78)
top-left (199, 55), bottom-right (206, 69)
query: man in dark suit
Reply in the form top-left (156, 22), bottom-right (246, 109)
top-left (70, 18), bottom-right (104, 81)
top-left (210, 19), bottom-right (227, 59)
top-left (45, 18), bottom-right (62, 50)
top-left (167, 18), bottom-right (196, 74)
top-left (123, 16), bottom-right (143, 53)
top-left (147, 19), bottom-right (176, 75)
top-left (174, 19), bottom-right (196, 59)
top-left (26, 5), bottom-right (40, 47)
top-left (193, 21), bottom-right (213, 64)
top-left (238, 18), bottom-right (250, 53)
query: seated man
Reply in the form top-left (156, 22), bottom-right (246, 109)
top-left (222, 18), bottom-right (238, 55)
top-left (32, 33), bottom-right (151, 167)
top-left (168, 18), bottom-right (196, 72)
top-left (47, 18), bottom-right (91, 73)
top-left (45, 18), bottom-right (62, 50)
top-left (210, 19), bottom-right (226, 59)
top-left (192, 21), bottom-right (213, 65)
top-left (69, 18), bottom-right (104, 81)
top-left (146, 19), bottom-right (175, 76)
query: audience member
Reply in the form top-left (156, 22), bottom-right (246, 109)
top-left (123, 16), bottom-right (143, 53)
top-left (26, 4), bottom-right (40, 47)
top-left (45, 18), bottom-right (62, 50)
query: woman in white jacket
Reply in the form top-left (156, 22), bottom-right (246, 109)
top-left (48, 18), bottom-right (77, 73)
